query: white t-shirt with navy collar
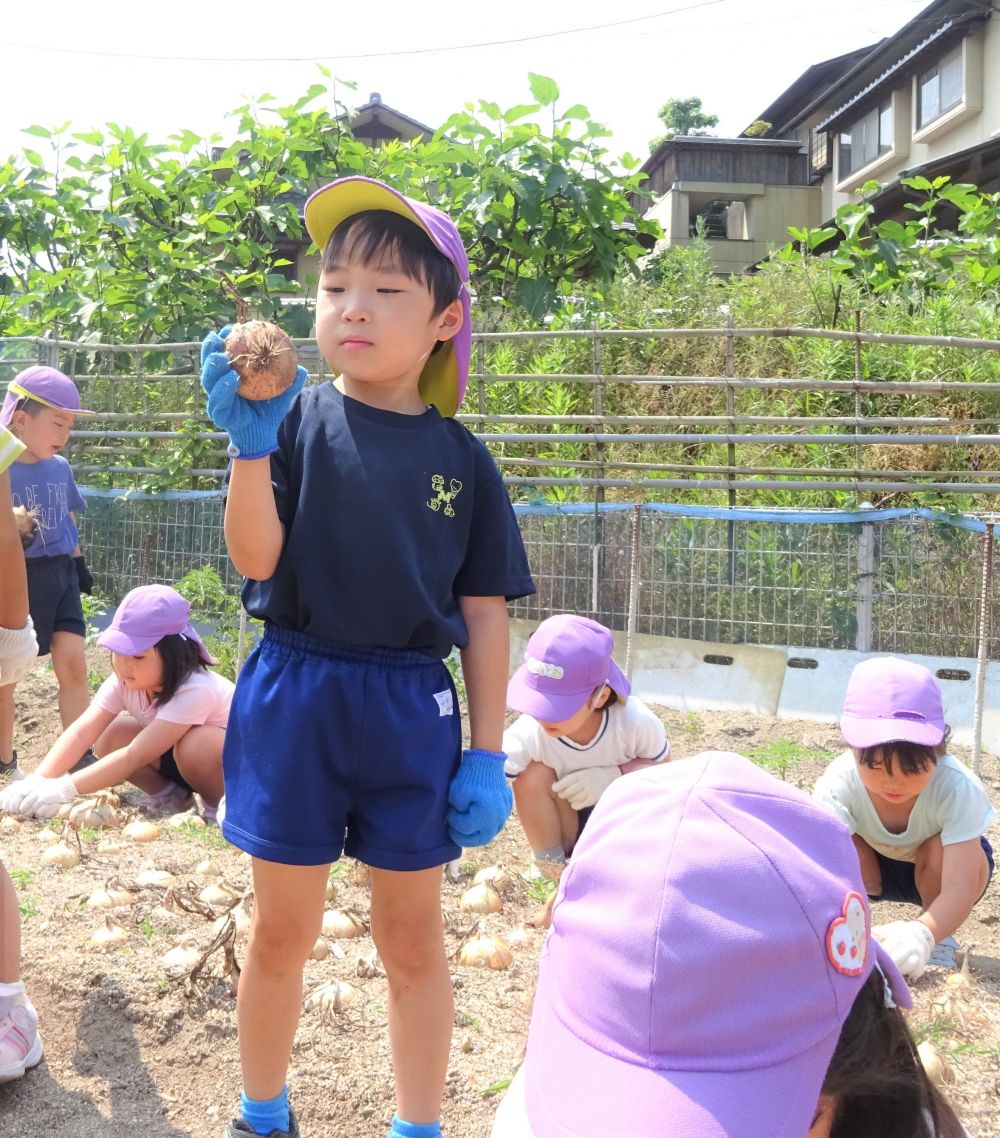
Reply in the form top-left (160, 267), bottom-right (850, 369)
top-left (503, 696), bottom-right (669, 779)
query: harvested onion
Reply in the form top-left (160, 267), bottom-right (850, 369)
top-left (309, 937), bottom-right (330, 962)
top-left (304, 980), bottom-right (357, 1016)
top-left (123, 819), bottom-right (161, 843)
top-left (162, 944), bottom-right (202, 976)
top-left (917, 1040), bottom-right (956, 1086)
top-left (0, 816), bottom-right (21, 832)
top-left (472, 865), bottom-right (519, 896)
top-left (199, 881), bottom-right (241, 909)
top-left (460, 883), bottom-right (503, 914)
top-left (225, 321), bottom-right (298, 401)
top-left (90, 920), bottom-right (127, 948)
top-left (458, 934), bottom-right (513, 971)
top-left (322, 909), bottom-right (367, 939)
top-left (87, 884), bottom-right (133, 910)
top-left (41, 840), bottom-right (79, 869)
top-left (137, 868), bottom-right (177, 889)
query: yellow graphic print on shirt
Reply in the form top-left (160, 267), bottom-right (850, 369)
top-left (427, 474), bottom-right (463, 518)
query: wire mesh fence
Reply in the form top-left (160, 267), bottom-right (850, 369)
top-left (78, 493), bottom-right (1000, 662)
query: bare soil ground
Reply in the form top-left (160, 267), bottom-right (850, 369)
top-left (1, 653), bottom-right (998, 1138)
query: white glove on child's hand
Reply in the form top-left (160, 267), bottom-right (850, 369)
top-left (15, 773), bottom-right (77, 819)
top-left (0, 776), bottom-right (36, 814)
top-left (873, 919), bottom-right (935, 979)
top-left (0, 619), bottom-right (39, 687)
top-left (552, 765), bottom-right (622, 810)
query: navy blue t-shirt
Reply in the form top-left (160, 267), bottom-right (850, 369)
top-left (241, 383), bottom-right (535, 657)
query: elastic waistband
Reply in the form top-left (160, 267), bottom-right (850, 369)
top-left (261, 623), bottom-right (443, 669)
top-left (26, 553), bottom-right (72, 567)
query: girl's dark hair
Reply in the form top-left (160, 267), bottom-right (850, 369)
top-left (321, 209), bottom-right (461, 318)
top-left (152, 633), bottom-right (206, 707)
top-left (856, 741), bottom-right (938, 777)
top-left (822, 969), bottom-right (965, 1138)
top-left (11, 397), bottom-right (44, 419)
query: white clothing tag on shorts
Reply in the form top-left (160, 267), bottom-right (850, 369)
top-left (433, 689), bottom-right (454, 716)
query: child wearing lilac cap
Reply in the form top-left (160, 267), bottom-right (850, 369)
top-left (814, 656), bottom-right (994, 979)
top-left (491, 751), bottom-right (966, 1138)
top-left (505, 615), bottom-right (668, 894)
top-left (200, 177), bottom-right (533, 1138)
top-left (0, 584), bottom-right (231, 822)
top-left (1, 367), bottom-right (95, 781)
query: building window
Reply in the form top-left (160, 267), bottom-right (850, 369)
top-left (839, 101), bottom-right (892, 175)
top-left (809, 128), bottom-right (830, 177)
top-left (918, 45), bottom-right (963, 128)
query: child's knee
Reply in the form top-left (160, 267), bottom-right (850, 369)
top-left (513, 761), bottom-right (556, 798)
top-left (376, 926), bottom-right (446, 980)
top-left (249, 906), bottom-right (323, 965)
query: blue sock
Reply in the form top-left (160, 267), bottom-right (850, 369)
top-left (240, 1086), bottom-right (290, 1135)
top-left (388, 1116), bottom-right (442, 1138)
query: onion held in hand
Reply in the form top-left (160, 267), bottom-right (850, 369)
top-left (224, 321), bottom-right (298, 400)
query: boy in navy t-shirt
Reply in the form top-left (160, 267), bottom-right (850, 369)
top-left (201, 177), bottom-right (534, 1138)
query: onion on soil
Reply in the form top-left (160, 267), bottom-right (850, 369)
top-left (90, 919), bottom-right (128, 948)
top-left (225, 321), bottom-right (298, 401)
top-left (162, 944), bottom-right (202, 976)
top-left (41, 840), bottom-right (80, 869)
top-left (458, 933), bottom-right (513, 971)
top-left (322, 909), bottom-right (367, 939)
top-left (472, 865), bottom-right (519, 896)
top-left (87, 884), bottom-right (133, 910)
top-left (917, 1040), bottom-right (956, 1086)
top-left (460, 883), bottom-right (503, 914)
top-left (304, 979), bottom-right (358, 1016)
top-left (123, 819), bottom-right (161, 843)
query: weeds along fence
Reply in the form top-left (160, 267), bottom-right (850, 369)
top-left (4, 323), bottom-right (1000, 691)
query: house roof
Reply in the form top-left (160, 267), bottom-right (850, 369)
top-left (340, 92), bottom-right (435, 141)
top-left (743, 45), bottom-right (877, 136)
top-left (815, 11), bottom-right (988, 132)
top-left (752, 0), bottom-right (993, 136)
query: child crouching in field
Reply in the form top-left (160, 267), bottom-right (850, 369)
top-left (504, 615), bottom-right (668, 909)
top-left (0, 584), bottom-right (230, 821)
top-left (813, 657), bottom-right (995, 978)
top-left (0, 422), bottom-right (43, 1082)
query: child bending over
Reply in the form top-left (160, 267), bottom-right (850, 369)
top-left (814, 657), bottom-right (994, 978)
top-left (0, 584), bottom-right (229, 821)
top-left (505, 615), bottom-right (668, 885)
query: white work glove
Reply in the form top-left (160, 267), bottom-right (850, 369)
top-left (0, 619), bottom-right (38, 687)
top-left (0, 776), bottom-right (37, 814)
top-left (552, 765), bottom-right (622, 810)
top-left (14, 773), bottom-right (78, 819)
top-left (873, 920), bottom-right (935, 980)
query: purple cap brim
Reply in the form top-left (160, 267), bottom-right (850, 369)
top-left (507, 659), bottom-right (632, 723)
top-left (839, 715), bottom-right (945, 749)
top-left (98, 622), bottom-right (216, 667)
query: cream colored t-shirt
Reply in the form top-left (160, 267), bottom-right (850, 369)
top-left (813, 750), bottom-right (995, 861)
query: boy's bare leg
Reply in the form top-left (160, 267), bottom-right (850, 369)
top-left (50, 631), bottom-right (90, 729)
top-left (370, 865), bottom-right (451, 1126)
top-left (0, 686), bottom-right (14, 767)
top-left (0, 861), bottom-right (19, 984)
top-left (238, 859), bottom-right (328, 1098)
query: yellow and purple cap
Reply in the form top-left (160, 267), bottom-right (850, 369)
top-left (304, 176), bottom-right (471, 417)
top-left (1, 366), bottom-right (93, 427)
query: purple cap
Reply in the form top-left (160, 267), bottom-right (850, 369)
top-left (1, 366), bottom-right (93, 427)
top-left (507, 615), bottom-right (631, 723)
top-left (303, 176), bottom-right (471, 418)
top-left (518, 751), bottom-right (910, 1138)
top-left (840, 657), bottom-right (946, 749)
top-left (98, 585), bottom-right (215, 666)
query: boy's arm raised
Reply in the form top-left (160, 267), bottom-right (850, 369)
top-left (200, 329), bottom-right (304, 580)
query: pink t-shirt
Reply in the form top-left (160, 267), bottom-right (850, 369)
top-left (94, 668), bottom-right (234, 729)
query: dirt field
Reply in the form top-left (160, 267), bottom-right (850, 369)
top-left (1, 652), bottom-right (998, 1138)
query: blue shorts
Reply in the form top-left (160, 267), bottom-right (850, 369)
top-left (221, 625), bottom-right (462, 870)
top-left (26, 555), bottom-right (85, 655)
top-left (872, 836), bottom-right (994, 905)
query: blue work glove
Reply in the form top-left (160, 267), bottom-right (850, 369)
top-left (200, 327), bottom-right (306, 460)
top-left (447, 748), bottom-right (513, 847)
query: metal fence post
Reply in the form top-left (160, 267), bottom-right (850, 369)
top-left (972, 520), bottom-right (994, 775)
top-left (725, 312), bottom-right (737, 586)
top-left (625, 504), bottom-right (642, 678)
top-left (592, 332), bottom-right (605, 616)
top-left (856, 501), bottom-right (875, 653)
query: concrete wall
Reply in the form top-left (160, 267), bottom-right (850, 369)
top-left (645, 182), bottom-right (822, 273)
top-left (509, 618), bottom-right (1000, 755)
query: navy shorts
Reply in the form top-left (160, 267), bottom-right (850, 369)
top-left (26, 555), bottom-right (85, 655)
top-left (157, 749), bottom-right (192, 793)
top-left (872, 836), bottom-right (995, 905)
top-left (221, 625), bottom-right (462, 870)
